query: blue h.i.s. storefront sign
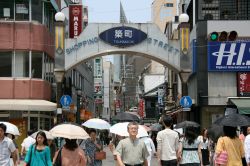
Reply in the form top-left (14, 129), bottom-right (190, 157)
top-left (99, 26), bottom-right (147, 47)
top-left (208, 41), bottom-right (250, 71)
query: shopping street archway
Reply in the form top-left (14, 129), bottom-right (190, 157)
top-left (64, 23), bottom-right (181, 72)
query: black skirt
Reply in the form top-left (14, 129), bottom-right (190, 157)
top-left (201, 149), bottom-right (210, 165)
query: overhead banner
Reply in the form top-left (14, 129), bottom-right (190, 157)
top-left (69, 4), bottom-right (82, 38)
top-left (208, 41), bottom-right (250, 71)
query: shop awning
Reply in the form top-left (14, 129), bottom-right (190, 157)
top-left (0, 99), bottom-right (57, 111)
top-left (230, 98), bottom-right (250, 114)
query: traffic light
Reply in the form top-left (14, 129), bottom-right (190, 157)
top-left (209, 31), bottom-right (238, 41)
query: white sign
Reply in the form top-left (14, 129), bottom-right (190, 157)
top-left (3, 8), bottom-right (10, 17)
top-left (16, 4), bottom-right (28, 14)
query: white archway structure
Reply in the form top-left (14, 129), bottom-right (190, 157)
top-left (65, 23), bottom-right (181, 72)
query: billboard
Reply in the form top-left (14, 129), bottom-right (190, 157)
top-left (237, 72), bottom-right (250, 97)
top-left (208, 41), bottom-right (250, 71)
top-left (69, 5), bottom-right (82, 38)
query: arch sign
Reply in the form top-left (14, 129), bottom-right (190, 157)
top-left (65, 23), bottom-right (181, 72)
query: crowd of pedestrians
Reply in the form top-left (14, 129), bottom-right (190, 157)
top-left (1, 115), bottom-right (250, 166)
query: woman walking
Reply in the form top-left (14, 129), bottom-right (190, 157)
top-left (53, 138), bottom-right (86, 166)
top-left (24, 131), bottom-right (52, 166)
top-left (198, 128), bottom-right (210, 166)
top-left (85, 129), bottom-right (103, 166)
top-left (178, 126), bottom-right (202, 166)
top-left (215, 126), bottom-right (244, 166)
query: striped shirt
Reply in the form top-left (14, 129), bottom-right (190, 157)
top-left (0, 137), bottom-right (16, 166)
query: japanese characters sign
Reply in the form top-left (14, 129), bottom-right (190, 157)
top-left (99, 26), bottom-right (147, 47)
top-left (69, 5), bottom-right (82, 38)
top-left (237, 72), bottom-right (250, 96)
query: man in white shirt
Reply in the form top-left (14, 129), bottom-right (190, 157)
top-left (244, 127), bottom-right (250, 166)
top-left (0, 123), bottom-right (17, 166)
top-left (21, 130), bottom-right (35, 157)
top-left (157, 115), bottom-right (179, 166)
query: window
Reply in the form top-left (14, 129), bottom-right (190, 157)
top-left (32, 0), bottom-right (42, 23)
top-left (43, 54), bottom-right (54, 83)
top-left (164, 3), bottom-right (174, 7)
top-left (32, 52), bottom-right (43, 78)
top-left (44, 2), bottom-right (55, 32)
top-left (0, 52), bottom-right (12, 77)
top-left (14, 51), bottom-right (29, 77)
top-left (15, 0), bottom-right (29, 21)
top-left (0, 0), bottom-right (14, 20)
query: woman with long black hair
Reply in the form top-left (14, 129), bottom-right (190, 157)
top-left (178, 126), bottom-right (202, 166)
top-left (24, 131), bottom-right (52, 166)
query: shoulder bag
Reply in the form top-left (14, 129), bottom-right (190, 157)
top-left (53, 147), bottom-right (62, 166)
top-left (94, 151), bottom-right (106, 160)
top-left (215, 138), bottom-right (228, 166)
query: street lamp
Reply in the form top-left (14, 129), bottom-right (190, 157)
top-left (54, 11), bottom-right (66, 124)
top-left (122, 83), bottom-right (126, 112)
top-left (76, 89), bottom-right (82, 125)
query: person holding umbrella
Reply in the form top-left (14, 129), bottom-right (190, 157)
top-left (215, 126), bottom-right (244, 166)
top-left (0, 123), bottom-right (17, 166)
top-left (85, 129), bottom-right (103, 166)
top-left (24, 131), bottom-right (52, 166)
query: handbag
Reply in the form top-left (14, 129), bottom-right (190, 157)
top-left (94, 151), bottom-right (106, 160)
top-left (215, 138), bottom-right (228, 165)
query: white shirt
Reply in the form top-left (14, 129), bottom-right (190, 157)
top-left (197, 136), bottom-right (209, 149)
top-left (0, 136), bottom-right (16, 166)
top-left (245, 135), bottom-right (250, 163)
top-left (21, 136), bottom-right (35, 152)
top-left (157, 128), bottom-right (179, 161)
top-left (140, 137), bottom-right (156, 154)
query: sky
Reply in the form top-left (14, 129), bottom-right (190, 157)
top-left (83, 0), bottom-right (154, 23)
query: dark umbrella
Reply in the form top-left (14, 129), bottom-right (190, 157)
top-left (112, 112), bottom-right (140, 122)
top-left (213, 114), bottom-right (250, 127)
top-left (207, 124), bottom-right (223, 142)
top-left (174, 120), bottom-right (200, 129)
top-left (150, 123), bottom-right (163, 131)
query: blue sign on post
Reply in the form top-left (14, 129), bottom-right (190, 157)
top-left (180, 96), bottom-right (192, 108)
top-left (60, 95), bottom-right (72, 108)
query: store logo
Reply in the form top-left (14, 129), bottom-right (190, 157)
top-left (212, 43), bottom-right (247, 66)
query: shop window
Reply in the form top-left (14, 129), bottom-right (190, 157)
top-left (32, 52), bottom-right (42, 78)
top-left (31, 0), bottom-right (42, 23)
top-left (0, 52), bottom-right (12, 77)
top-left (14, 51), bottom-right (29, 77)
top-left (15, 0), bottom-right (29, 21)
top-left (0, 0), bottom-right (14, 20)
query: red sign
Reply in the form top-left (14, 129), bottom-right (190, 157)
top-left (237, 72), bottom-right (250, 96)
top-left (138, 99), bottom-right (145, 118)
top-left (115, 100), bottom-right (121, 109)
top-left (69, 5), bottom-right (82, 38)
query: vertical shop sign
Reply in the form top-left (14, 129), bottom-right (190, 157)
top-left (138, 99), bottom-right (144, 118)
top-left (69, 5), bottom-right (82, 38)
top-left (237, 72), bottom-right (250, 96)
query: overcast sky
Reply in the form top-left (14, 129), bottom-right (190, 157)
top-left (84, 0), bottom-right (153, 23)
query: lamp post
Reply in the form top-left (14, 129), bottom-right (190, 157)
top-left (179, 13), bottom-right (191, 120)
top-left (122, 83), bottom-right (126, 112)
top-left (76, 89), bottom-right (82, 124)
top-left (54, 11), bottom-right (66, 124)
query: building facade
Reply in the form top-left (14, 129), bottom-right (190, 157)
top-left (185, 0), bottom-right (250, 127)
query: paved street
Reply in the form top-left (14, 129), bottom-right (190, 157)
top-left (18, 146), bottom-right (158, 166)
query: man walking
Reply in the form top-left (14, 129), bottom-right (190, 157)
top-left (0, 123), bottom-right (17, 166)
top-left (157, 115), bottom-right (179, 166)
top-left (21, 130), bottom-right (35, 157)
top-left (116, 122), bottom-right (149, 166)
